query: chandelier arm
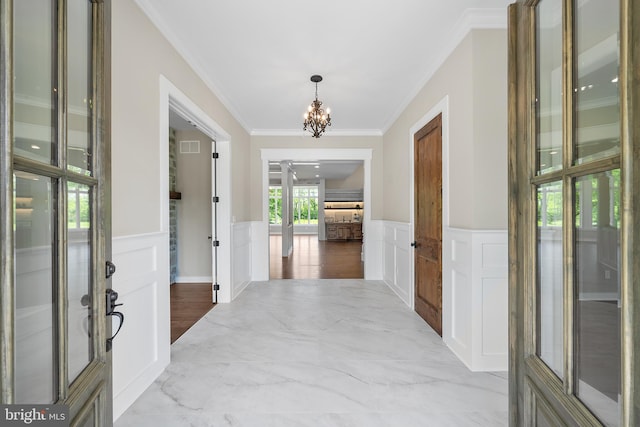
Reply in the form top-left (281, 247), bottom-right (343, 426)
top-left (303, 74), bottom-right (330, 138)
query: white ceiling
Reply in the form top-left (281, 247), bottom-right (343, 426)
top-left (270, 160), bottom-right (363, 183)
top-left (135, 0), bottom-right (512, 136)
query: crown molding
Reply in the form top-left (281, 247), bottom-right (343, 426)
top-left (250, 129), bottom-right (383, 137)
top-left (381, 7), bottom-right (508, 134)
top-left (133, 0), bottom-right (252, 134)
top-left (133, 2), bottom-right (506, 138)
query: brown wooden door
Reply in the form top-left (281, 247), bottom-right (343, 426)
top-left (414, 114), bottom-right (443, 336)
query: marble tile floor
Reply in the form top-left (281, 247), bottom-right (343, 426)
top-left (115, 279), bottom-right (508, 427)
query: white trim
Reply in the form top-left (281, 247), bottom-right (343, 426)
top-left (134, 0), bottom-right (251, 133)
top-left (159, 75), bottom-right (233, 304)
top-left (174, 276), bottom-right (213, 284)
top-left (381, 10), bottom-right (506, 133)
top-left (382, 221), bottom-right (412, 306)
top-left (112, 232), bottom-right (169, 421)
top-left (443, 227), bottom-right (508, 371)
top-left (251, 129), bottom-right (383, 137)
top-left (251, 221), bottom-right (269, 281)
top-left (133, 0), bottom-right (504, 137)
top-left (256, 148), bottom-right (378, 280)
top-left (231, 222), bottom-right (252, 299)
top-left (408, 95), bottom-right (450, 311)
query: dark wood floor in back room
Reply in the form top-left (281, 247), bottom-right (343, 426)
top-left (170, 283), bottom-right (216, 343)
top-left (270, 234), bottom-right (364, 279)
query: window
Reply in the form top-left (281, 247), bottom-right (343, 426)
top-left (67, 181), bottom-right (90, 229)
top-left (269, 185), bottom-right (319, 225)
top-left (269, 186), bottom-right (282, 224)
top-left (293, 186), bottom-right (318, 225)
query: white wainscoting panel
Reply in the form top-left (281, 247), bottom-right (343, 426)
top-left (443, 228), bottom-right (508, 372)
top-left (381, 221), bottom-right (412, 306)
top-left (364, 220), bottom-right (384, 280)
top-left (232, 222), bottom-right (252, 299)
top-left (112, 232), bottom-right (170, 421)
top-left (444, 229), bottom-right (472, 365)
top-left (251, 221), bottom-right (269, 281)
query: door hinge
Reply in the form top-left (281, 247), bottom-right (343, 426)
top-left (212, 152), bottom-right (219, 159)
top-left (212, 196), bottom-right (219, 203)
top-left (213, 283), bottom-right (220, 291)
top-left (212, 240), bottom-right (220, 247)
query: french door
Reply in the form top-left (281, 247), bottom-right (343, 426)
top-left (509, 0), bottom-right (639, 426)
top-left (0, 0), bottom-right (112, 425)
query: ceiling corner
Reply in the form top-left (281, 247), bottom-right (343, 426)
top-left (132, 0), bottom-right (253, 135)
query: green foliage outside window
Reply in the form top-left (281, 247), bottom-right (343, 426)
top-left (270, 185), bottom-right (319, 225)
top-left (537, 169), bottom-right (620, 228)
top-left (269, 186), bottom-right (282, 224)
top-left (68, 182), bottom-right (90, 229)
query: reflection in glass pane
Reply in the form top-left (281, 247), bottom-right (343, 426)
top-left (14, 172), bottom-right (56, 403)
top-left (575, 171), bottom-right (620, 426)
top-left (13, 0), bottom-right (57, 164)
top-left (536, 181), bottom-right (563, 378)
top-left (535, 0), bottom-right (563, 174)
top-left (67, 0), bottom-right (93, 175)
top-left (574, 0), bottom-right (620, 163)
top-left (68, 182), bottom-right (93, 383)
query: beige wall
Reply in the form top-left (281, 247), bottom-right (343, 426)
top-left (249, 135), bottom-right (384, 221)
top-left (471, 30), bottom-right (509, 229)
top-left (175, 129), bottom-right (213, 278)
top-left (111, 0), bottom-right (251, 237)
top-left (382, 29), bottom-right (507, 229)
top-left (326, 164), bottom-right (365, 190)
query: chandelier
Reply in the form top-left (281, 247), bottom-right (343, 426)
top-left (303, 75), bottom-right (331, 138)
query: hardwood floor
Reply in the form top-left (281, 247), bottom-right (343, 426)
top-left (269, 234), bottom-right (364, 279)
top-left (170, 283), bottom-right (216, 343)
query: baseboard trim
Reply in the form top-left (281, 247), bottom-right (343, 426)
top-left (174, 276), bottom-right (213, 284)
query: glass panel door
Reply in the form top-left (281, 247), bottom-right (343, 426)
top-left (510, 0), bottom-right (626, 425)
top-left (14, 172), bottom-right (57, 403)
top-left (13, 0), bottom-right (57, 164)
top-left (574, 171), bottom-right (621, 426)
top-left (510, 0), bottom-right (637, 425)
top-left (573, 0), bottom-right (620, 163)
top-left (67, 182), bottom-right (93, 384)
top-left (536, 181), bottom-right (563, 378)
top-left (2, 0), bottom-right (111, 425)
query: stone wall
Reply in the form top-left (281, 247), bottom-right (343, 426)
top-left (169, 128), bottom-right (178, 284)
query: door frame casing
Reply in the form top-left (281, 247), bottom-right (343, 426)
top-left (158, 75), bottom-right (232, 303)
top-left (409, 96), bottom-right (450, 332)
top-left (258, 148), bottom-right (373, 280)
